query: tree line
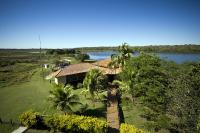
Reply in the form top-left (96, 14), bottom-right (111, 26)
top-left (76, 44), bottom-right (200, 53)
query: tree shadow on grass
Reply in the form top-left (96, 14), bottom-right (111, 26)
top-left (75, 107), bottom-right (106, 118)
top-left (118, 94), bottom-right (125, 123)
top-left (108, 127), bottom-right (119, 133)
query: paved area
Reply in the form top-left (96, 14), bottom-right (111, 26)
top-left (107, 87), bottom-right (120, 133)
top-left (12, 126), bottom-right (28, 133)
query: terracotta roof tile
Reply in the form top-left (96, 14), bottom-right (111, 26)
top-left (55, 59), bottom-right (121, 77)
top-left (92, 58), bottom-right (111, 68)
top-left (56, 63), bottom-right (97, 77)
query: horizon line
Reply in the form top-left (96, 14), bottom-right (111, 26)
top-left (0, 43), bottom-right (200, 49)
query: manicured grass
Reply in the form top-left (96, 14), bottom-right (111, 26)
top-left (0, 123), bottom-right (18, 133)
top-left (0, 67), bottom-right (106, 132)
top-left (0, 69), bottom-right (59, 122)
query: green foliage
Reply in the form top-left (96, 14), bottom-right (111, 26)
top-left (120, 123), bottom-right (146, 133)
top-left (45, 114), bottom-right (108, 133)
top-left (121, 53), bottom-right (169, 109)
top-left (108, 54), bottom-right (120, 70)
top-left (49, 84), bottom-right (81, 114)
top-left (83, 69), bottom-right (108, 97)
top-left (46, 49), bottom-right (76, 55)
top-left (75, 53), bottom-right (90, 62)
top-left (132, 44), bottom-right (200, 53)
top-left (110, 43), bottom-right (132, 68)
top-left (75, 44), bottom-right (200, 53)
top-left (168, 62), bottom-right (200, 132)
top-left (112, 80), bottom-right (130, 93)
top-left (119, 53), bottom-right (171, 131)
top-left (19, 110), bottom-right (41, 127)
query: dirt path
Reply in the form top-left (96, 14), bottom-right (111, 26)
top-left (107, 87), bottom-right (120, 133)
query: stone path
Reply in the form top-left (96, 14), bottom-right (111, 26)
top-left (107, 87), bottom-right (120, 133)
top-left (12, 126), bottom-right (28, 133)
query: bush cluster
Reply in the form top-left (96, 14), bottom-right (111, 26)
top-left (19, 110), bottom-right (42, 127)
top-left (19, 111), bottom-right (147, 133)
top-left (45, 114), bottom-right (107, 133)
top-left (19, 110), bottom-right (107, 133)
top-left (46, 49), bottom-right (76, 55)
top-left (75, 53), bottom-right (90, 62)
top-left (120, 123), bottom-right (146, 133)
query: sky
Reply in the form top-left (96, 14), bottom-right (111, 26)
top-left (0, 0), bottom-right (200, 48)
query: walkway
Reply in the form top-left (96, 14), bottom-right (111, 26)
top-left (12, 127), bottom-right (28, 133)
top-left (107, 86), bottom-right (120, 133)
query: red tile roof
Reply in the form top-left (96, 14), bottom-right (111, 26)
top-left (92, 58), bottom-right (112, 68)
top-left (55, 59), bottom-right (121, 77)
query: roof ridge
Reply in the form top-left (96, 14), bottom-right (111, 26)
top-left (55, 69), bottom-right (62, 77)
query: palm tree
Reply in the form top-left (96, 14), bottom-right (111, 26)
top-left (109, 43), bottom-right (133, 98)
top-left (49, 84), bottom-right (81, 114)
top-left (108, 54), bottom-right (119, 74)
top-left (83, 69), bottom-right (107, 105)
top-left (116, 43), bottom-right (133, 68)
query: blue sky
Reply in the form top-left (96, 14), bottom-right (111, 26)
top-left (0, 0), bottom-right (200, 48)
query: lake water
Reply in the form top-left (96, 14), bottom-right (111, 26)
top-left (87, 51), bottom-right (200, 64)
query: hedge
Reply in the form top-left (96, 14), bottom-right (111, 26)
top-left (19, 110), bottom-right (107, 133)
top-left (45, 114), bottom-right (107, 133)
top-left (120, 123), bottom-right (146, 133)
top-left (19, 111), bottom-right (146, 133)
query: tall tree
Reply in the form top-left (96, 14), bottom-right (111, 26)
top-left (117, 43), bottom-right (133, 68)
top-left (83, 69), bottom-right (107, 99)
top-left (119, 53), bottom-right (171, 130)
top-left (108, 54), bottom-right (119, 74)
top-left (49, 84), bottom-right (81, 114)
top-left (108, 43), bottom-right (132, 76)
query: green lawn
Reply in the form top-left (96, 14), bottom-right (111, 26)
top-left (0, 123), bottom-right (18, 133)
top-left (0, 69), bottom-right (58, 121)
top-left (0, 67), bottom-right (106, 132)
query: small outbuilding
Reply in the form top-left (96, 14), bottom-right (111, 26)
top-left (44, 64), bottom-right (49, 69)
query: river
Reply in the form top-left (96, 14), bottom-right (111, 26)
top-left (87, 51), bottom-right (200, 64)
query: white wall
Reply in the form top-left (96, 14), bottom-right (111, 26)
top-left (55, 76), bottom-right (66, 85)
top-left (54, 78), bottom-right (59, 84)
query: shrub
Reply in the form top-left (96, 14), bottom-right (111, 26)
top-left (19, 110), bottom-right (41, 127)
top-left (45, 114), bottom-right (108, 133)
top-left (120, 123), bottom-right (146, 133)
top-left (75, 54), bottom-right (90, 62)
